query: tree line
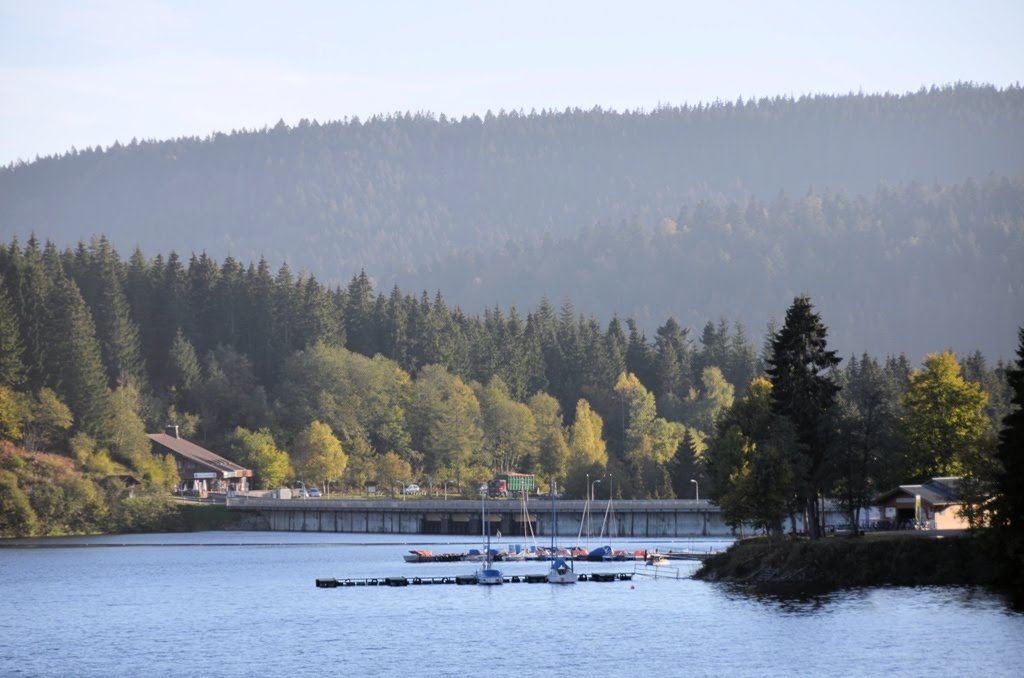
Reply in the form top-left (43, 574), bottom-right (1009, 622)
top-left (0, 236), bottom-right (1015, 538)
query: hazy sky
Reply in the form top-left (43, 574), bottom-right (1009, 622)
top-left (1, 0), bottom-right (1021, 166)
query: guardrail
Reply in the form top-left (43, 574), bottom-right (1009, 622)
top-left (225, 496), bottom-right (717, 512)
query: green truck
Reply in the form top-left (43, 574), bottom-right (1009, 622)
top-left (487, 473), bottom-right (536, 497)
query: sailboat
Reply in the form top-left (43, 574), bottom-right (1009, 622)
top-left (589, 474), bottom-right (625, 560)
top-left (547, 479), bottom-right (576, 584)
top-left (475, 493), bottom-right (503, 585)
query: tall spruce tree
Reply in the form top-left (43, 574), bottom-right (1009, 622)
top-left (0, 279), bottom-right (26, 388)
top-left (766, 295), bottom-right (841, 539)
top-left (44, 277), bottom-right (114, 437)
top-left (76, 237), bottom-right (146, 389)
top-left (5, 237), bottom-right (51, 390)
top-left (993, 327), bottom-right (1024, 607)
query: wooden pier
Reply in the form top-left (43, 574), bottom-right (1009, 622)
top-left (315, 572), bottom-right (636, 588)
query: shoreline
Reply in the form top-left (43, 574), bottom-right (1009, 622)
top-left (696, 536), bottom-right (999, 589)
top-left (693, 533), bottom-right (999, 590)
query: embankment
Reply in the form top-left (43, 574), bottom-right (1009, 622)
top-left (694, 534), bottom-right (997, 588)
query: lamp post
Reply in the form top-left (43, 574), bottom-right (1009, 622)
top-left (690, 478), bottom-right (699, 503)
top-left (443, 481), bottom-right (448, 501)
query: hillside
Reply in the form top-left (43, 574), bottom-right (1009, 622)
top-left (2, 84), bottom-right (1023, 358)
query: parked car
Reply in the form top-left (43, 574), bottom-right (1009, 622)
top-left (402, 484), bottom-right (420, 495)
top-left (296, 487), bottom-right (309, 498)
top-left (308, 487), bottom-right (321, 498)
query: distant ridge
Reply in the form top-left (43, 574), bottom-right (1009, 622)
top-left (2, 83), bottom-right (1022, 358)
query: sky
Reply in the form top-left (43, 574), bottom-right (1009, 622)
top-left (1, 0), bottom-right (1022, 166)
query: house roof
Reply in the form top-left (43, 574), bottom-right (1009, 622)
top-left (147, 433), bottom-right (252, 477)
top-left (875, 477), bottom-right (962, 506)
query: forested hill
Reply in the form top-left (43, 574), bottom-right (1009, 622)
top-left (411, 177), bottom-right (1024, 360)
top-left (1, 84), bottom-right (1023, 358)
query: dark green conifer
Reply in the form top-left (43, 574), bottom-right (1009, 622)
top-left (44, 277), bottom-right (114, 436)
top-left (766, 295), bottom-right (841, 539)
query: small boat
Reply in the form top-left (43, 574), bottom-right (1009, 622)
top-left (475, 497), bottom-right (503, 585)
top-left (644, 553), bottom-right (669, 567)
top-left (546, 557), bottom-right (576, 584)
top-left (403, 550), bottom-right (434, 563)
top-left (545, 480), bottom-right (576, 584)
top-left (476, 566), bottom-right (504, 585)
top-left (587, 545), bottom-right (612, 561)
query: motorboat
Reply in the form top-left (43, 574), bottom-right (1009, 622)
top-left (644, 552), bottom-right (670, 567)
top-left (403, 550), bottom-right (433, 563)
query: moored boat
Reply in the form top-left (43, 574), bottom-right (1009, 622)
top-left (475, 497), bottom-right (503, 585)
top-left (546, 557), bottom-right (576, 584)
top-left (403, 550), bottom-right (434, 563)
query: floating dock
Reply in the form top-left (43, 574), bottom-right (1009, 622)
top-left (316, 572), bottom-right (635, 588)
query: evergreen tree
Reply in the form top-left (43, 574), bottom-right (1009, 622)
top-left (44, 276), bottom-right (114, 437)
top-left (726, 320), bottom-right (760, 395)
top-left (210, 256), bottom-right (246, 350)
top-left (345, 270), bottom-right (376, 357)
top-left (4, 236), bottom-right (51, 390)
top-left (653, 317), bottom-right (690, 420)
top-left (242, 257), bottom-right (277, 384)
top-left (992, 327), bottom-right (1024, 608)
top-left (76, 236), bottom-right (146, 389)
top-left (766, 295), bottom-right (841, 539)
top-left (832, 354), bottom-right (900, 534)
top-left (166, 329), bottom-right (201, 409)
top-left (379, 285), bottom-right (409, 368)
top-left (186, 252), bottom-right (221, 356)
top-left (0, 278), bottom-right (26, 388)
top-left (625, 318), bottom-right (654, 397)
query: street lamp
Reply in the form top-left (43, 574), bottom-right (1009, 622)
top-left (690, 478), bottom-right (699, 502)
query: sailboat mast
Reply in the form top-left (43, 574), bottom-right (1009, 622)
top-left (550, 478), bottom-right (556, 551)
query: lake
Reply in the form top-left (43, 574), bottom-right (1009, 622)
top-left (2, 532), bottom-right (1022, 677)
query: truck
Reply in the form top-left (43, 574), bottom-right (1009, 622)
top-left (487, 472), bottom-right (536, 498)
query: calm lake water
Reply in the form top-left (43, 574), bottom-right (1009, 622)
top-left (2, 532), bottom-right (1022, 677)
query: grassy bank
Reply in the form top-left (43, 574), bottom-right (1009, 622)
top-left (694, 533), bottom-right (997, 589)
top-left (172, 503), bottom-right (237, 532)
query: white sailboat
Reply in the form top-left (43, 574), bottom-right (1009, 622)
top-left (476, 493), bottom-right (503, 585)
top-left (547, 479), bottom-right (576, 584)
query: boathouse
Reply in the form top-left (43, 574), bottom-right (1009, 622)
top-left (147, 425), bottom-right (252, 494)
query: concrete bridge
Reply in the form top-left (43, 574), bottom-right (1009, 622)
top-left (225, 497), bottom-right (736, 537)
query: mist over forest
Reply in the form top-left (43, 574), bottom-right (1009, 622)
top-left (1, 83), bottom-right (1022, 359)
